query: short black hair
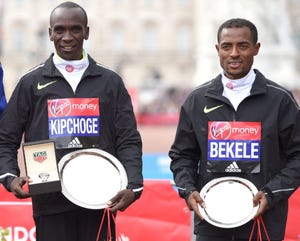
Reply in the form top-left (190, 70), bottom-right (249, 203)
top-left (50, 1), bottom-right (88, 25)
top-left (217, 18), bottom-right (258, 44)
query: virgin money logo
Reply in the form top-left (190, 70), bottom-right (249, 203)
top-left (210, 121), bottom-right (231, 140)
top-left (49, 99), bottom-right (71, 117)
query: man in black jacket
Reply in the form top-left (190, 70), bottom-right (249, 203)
top-left (0, 2), bottom-right (143, 241)
top-left (169, 18), bottom-right (300, 241)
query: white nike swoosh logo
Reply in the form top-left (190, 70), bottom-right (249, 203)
top-left (37, 81), bottom-right (57, 90)
top-left (203, 104), bottom-right (224, 113)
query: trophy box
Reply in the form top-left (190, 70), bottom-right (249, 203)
top-left (22, 140), bottom-right (61, 195)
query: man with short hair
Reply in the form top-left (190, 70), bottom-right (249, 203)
top-left (169, 18), bottom-right (300, 241)
top-left (0, 2), bottom-right (143, 241)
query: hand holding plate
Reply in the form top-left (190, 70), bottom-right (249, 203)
top-left (107, 189), bottom-right (135, 212)
top-left (252, 190), bottom-right (269, 219)
top-left (59, 149), bottom-right (128, 209)
top-left (10, 176), bottom-right (32, 199)
top-left (198, 177), bottom-right (259, 228)
top-left (187, 191), bottom-right (205, 220)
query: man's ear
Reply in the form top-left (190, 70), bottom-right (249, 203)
top-left (215, 44), bottom-right (220, 55)
top-left (84, 26), bottom-right (90, 40)
top-left (254, 42), bottom-right (261, 56)
top-left (49, 28), bottom-right (53, 41)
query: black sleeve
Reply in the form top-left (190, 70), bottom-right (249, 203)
top-left (0, 78), bottom-right (30, 190)
top-left (114, 77), bottom-right (143, 192)
top-left (169, 104), bottom-right (200, 199)
top-left (262, 92), bottom-right (300, 208)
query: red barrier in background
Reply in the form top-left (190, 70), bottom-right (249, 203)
top-left (0, 181), bottom-right (299, 241)
top-left (0, 189), bottom-right (35, 241)
top-left (285, 188), bottom-right (300, 241)
top-left (0, 180), bottom-right (190, 241)
top-left (116, 180), bottom-right (190, 241)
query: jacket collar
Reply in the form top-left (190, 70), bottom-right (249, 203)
top-left (250, 70), bottom-right (268, 95)
top-left (41, 53), bottom-right (103, 79)
top-left (205, 69), bottom-right (268, 98)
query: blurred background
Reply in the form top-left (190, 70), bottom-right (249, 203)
top-left (1, 0), bottom-right (300, 179)
top-left (1, 0), bottom-right (300, 119)
top-left (0, 0), bottom-right (300, 173)
top-left (1, 0), bottom-right (300, 153)
top-left (0, 0), bottom-right (300, 185)
top-left (0, 1), bottom-right (300, 240)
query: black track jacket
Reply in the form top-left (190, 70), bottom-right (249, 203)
top-left (169, 70), bottom-right (300, 240)
top-left (0, 54), bottom-right (143, 216)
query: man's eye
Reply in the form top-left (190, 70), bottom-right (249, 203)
top-left (221, 45), bottom-right (231, 50)
top-left (72, 27), bottom-right (83, 33)
top-left (72, 30), bottom-right (81, 34)
top-left (53, 28), bottom-right (64, 34)
top-left (239, 44), bottom-right (249, 50)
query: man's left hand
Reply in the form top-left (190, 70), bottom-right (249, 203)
top-left (107, 189), bottom-right (136, 212)
top-left (253, 190), bottom-right (269, 219)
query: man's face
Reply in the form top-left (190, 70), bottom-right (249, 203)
top-left (215, 27), bottom-right (260, 80)
top-left (49, 7), bottom-right (89, 60)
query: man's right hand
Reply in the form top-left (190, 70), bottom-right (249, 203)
top-left (10, 177), bottom-right (31, 199)
top-left (186, 191), bottom-right (205, 220)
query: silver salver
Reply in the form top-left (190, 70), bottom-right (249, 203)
top-left (58, 148), bottom-right (128, 209)
top-left (198, 176), bottom-right (259, 228)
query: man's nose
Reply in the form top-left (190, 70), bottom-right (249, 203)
top-left (62, 31), bottom-right (73, 41)
top-left (230, 46), bottom-right (240, 57)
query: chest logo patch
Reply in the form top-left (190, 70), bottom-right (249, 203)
top-left (37, 80), bottom-right (57, 90)
top-left (208, 121), bottom-right (261, 162)
top-left (203, 104), bottom-right (224, 114)
top-left (48, 98), bottom-right (100, 140)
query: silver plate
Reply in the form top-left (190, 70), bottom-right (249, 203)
top-left (198, 176), bottom-right (259, 228)
top-left (58, 148), bottom-right (128, 209)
